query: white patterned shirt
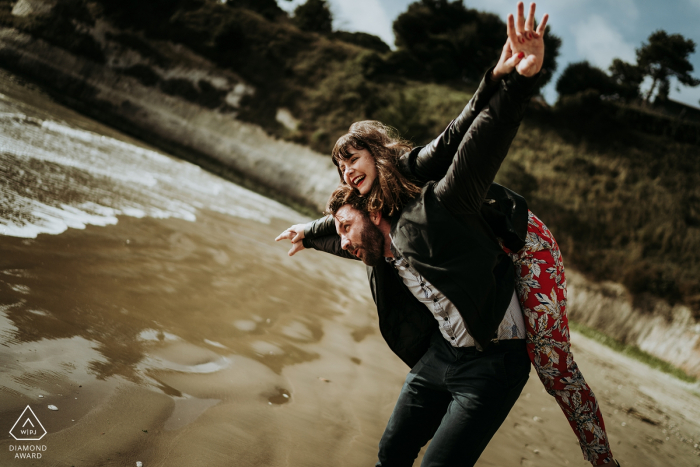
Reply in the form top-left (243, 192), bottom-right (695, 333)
top-left (387, 252), bottom-right (525, 348)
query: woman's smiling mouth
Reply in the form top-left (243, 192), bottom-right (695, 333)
top-left (353, 175), bottom-right (366, 187)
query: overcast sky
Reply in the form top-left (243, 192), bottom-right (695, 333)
top-left (278, 0), bottom-right (700, 107)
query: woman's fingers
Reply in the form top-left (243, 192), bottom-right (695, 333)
top-left (516, 2), bottom-right (525, 35)
top-left (292, 231), bottom-right (303, 243)
top-left (507, 13), bottom-right (518, 44)
top-left (517, 55), bottom-right (538, 77)
top-left (501, 40), bottom-right (525, 68)
top-left (536, 13), bottom-right (549, 36)
top-left (505, 48), bottom-right (524, 69)
top-left (508, 14), bottom-right (524, 44)
top-left (525, 2), bottom-right (536, 33)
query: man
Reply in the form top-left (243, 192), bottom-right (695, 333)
top-left (326, 184), bottom-right (534, 466)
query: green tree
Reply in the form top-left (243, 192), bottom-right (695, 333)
top-left (556, 61), bottom-right (616, 98)
top-left (637, 30), bottom-right (700, 104)
top-left (655, 80), bottom-right (670, 102)
top-left (332, 31), bottom-right (390, 54)
top-left (608, 58), bottom-right (644, 101)
top-left (96, 0), bottom-right (182, 30)
top-left (392, 0), bottom-right (559, 89)
top-left (226, 0), bottom-right (287, 20)
top-left (393, 0), bottom-right (503, 83)
top-left (293, 0), bottom-right (333, 34)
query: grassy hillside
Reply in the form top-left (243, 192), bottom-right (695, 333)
top-left (1, 0), bottom-right (699, 316)
top-left (500, 117), bottom-right (700, 315)
top-left (0, 0), bottom-right (493, 150)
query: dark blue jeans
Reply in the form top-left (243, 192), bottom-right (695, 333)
top-left (376, 332), bottom-right (530, 467)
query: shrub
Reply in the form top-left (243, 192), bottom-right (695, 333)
top-left (122, 64), bottom-right (161, 86)
top-left (556, 61), bottom-right (618, 97)
top-left (332, 31), bottom-right (390, 54)
top-left (293, 0), bottom-right (332, 34)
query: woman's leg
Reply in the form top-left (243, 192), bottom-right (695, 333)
top-left (506, 211), bottom-right (614, 465)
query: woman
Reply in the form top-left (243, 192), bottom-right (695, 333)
top-left (276, 4), bottom-right (616, 465)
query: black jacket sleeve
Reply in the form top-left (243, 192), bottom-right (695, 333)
top-left (302, 234), bottom-right (359, 261)
top-left (303, 215), bottom-right (336, 239)
top-left (434, 71), bottom-right (540, 216)
top-left (397, 67), bottom-right (501, 184)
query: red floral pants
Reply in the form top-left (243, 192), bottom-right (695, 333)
top-left (502, 212), bottom-right (613, 465)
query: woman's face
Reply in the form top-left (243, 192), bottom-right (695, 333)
top-left (338, 147), bottom-right (377, 196)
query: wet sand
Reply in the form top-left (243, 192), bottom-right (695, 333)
top-left (0, 211), bottom-right (392, 466)
top-left (1, 212), bottom-right (699, 466)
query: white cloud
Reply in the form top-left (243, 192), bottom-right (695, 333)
top-left (277, 0), bottom-right (304, 14)
top-left (615, 0), bottom-right (640, 20)
top-left (457, 0), bottom-right (512, 15)
top-left (670, 78), bottom-right (700, 110)
top-left (330, 0), bottom-right (394, 46)
top-left (277, 0), bottom-right (394, 47)
top-left (570, 15), bottom-right (636, 69)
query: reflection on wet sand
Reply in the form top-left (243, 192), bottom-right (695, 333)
top-left (0, 212), bottom-right (358, 380)
top-left (0, 208), bottom-right (396, 466)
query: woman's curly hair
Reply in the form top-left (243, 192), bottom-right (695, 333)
top-left (332, 121), bottom-right (420, 217)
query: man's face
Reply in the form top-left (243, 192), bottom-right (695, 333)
top-left (334, 205), bottom-right (385, 266)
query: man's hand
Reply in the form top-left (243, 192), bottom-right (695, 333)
top-left (275, 224), bottom-right (307, 256)
top-left (493, 2), bottom-right (548, 80)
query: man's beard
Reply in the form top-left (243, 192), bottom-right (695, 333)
top-left (357, 219), bottom-right (385, 266)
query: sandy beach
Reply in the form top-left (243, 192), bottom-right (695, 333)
top-left (1, 211), bottom-right (699, 466)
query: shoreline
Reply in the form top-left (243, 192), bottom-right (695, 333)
top-left (0, 27), bottom-right (339, 215)
top-left (1, 26), bottom-right (700, 380)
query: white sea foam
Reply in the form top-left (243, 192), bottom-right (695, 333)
top-left (0, 104), bottom-right (300, 238)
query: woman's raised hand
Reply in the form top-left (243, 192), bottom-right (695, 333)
top-left (509, 2), bottom-right (547, 77)
top-left (493, 2), bottom-right (548, 79)
top-left (275, 224), bottom-right (307, 256)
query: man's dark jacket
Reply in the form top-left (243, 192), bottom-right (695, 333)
top-left (304, 70), bottom-right (539, 367)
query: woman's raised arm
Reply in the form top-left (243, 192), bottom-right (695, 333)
top-left (434, 3), bottom-right (547, 216)
top-left (397, 68), bottom-right (502, 184)
top-left (399, 2), bottom-right (547, 185)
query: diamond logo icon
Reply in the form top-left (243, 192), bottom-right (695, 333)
top-left (9, 406), bottom-right (47, 441)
